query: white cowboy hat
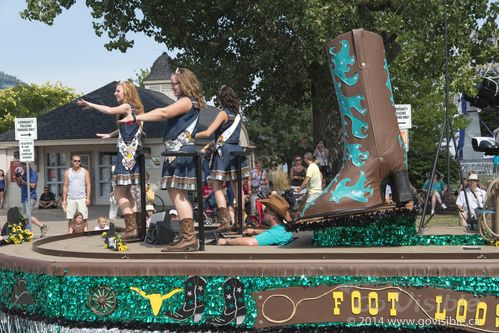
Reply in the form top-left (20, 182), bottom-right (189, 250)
top-left (467, 173), bottom-right (479, 181)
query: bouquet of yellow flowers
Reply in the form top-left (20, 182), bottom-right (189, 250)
top-left (101, 228), bottom-right (128, 252)
top-left (0, 224), bottom-right (33, 246)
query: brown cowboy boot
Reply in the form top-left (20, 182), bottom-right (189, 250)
top-left (297, 29), bottom-right (412, 226)
top-left (162, 218), bottom-right (198, 252)
top-left (121, 213), bottom-right (139, 241)
top-left (216, 207), bottom-right (231, 232)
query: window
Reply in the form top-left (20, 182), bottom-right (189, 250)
top-left (46, 152), bottom-right (67, 197)
top-left (99, 153), bottom-right (117, 197)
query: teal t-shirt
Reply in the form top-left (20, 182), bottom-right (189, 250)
top-left (255, 224), bottom-right (293, 246)
top-left (422, 179), bottom-right (446, 193)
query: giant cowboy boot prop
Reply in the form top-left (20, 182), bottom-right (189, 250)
top-left (296, 29), bottom-right (412, 227)
top-left (162, 218), bottom-right (198, 252)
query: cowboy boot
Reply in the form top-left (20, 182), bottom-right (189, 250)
top-left (165, 276), bottom-right (207, 322)
top-left (216, 207), bottom-right (231, 232)
top-left (121, 213), bottom-right (139, 241)
top-left (297, 29), bottom-right (412, 226)
top-left (207, 278), bottom-right (246, 326)
top-left (161, 218), bottom-right (198, 252)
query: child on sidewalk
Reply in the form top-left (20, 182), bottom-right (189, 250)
top-left (94, 216), bottom-right (110, 231)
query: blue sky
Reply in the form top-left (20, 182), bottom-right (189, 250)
top-left (0, 1), bottom-right (173, 94)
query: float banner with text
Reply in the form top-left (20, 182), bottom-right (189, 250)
top-left (253, 285), bottom-right (498, 332)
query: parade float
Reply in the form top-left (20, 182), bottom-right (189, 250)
top-left (0, 29), bottom-right (497, 333)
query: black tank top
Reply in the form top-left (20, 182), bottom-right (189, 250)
top-left (291, 168), bottom-right (306, 186)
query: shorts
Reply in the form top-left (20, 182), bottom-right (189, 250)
top-left (22, 198), bottom-right (37, 221)
top-left (66, 198), bottom-right (88, 219)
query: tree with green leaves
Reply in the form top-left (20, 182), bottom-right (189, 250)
top-left (0, 71), bottom-right (22, 89)
top-left (21, 0), bottom-right (498, 182)
top-left (132, 68), bottom-right (151, 88)
top-left (0, 82), bottom-right (80, 133)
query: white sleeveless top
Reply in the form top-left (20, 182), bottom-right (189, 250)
top-left (67, 168), bottom-right (86, 200)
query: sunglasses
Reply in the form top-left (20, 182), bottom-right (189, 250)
top-left (73, 160), bottom-right (81, 163)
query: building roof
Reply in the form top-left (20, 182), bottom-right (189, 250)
top-left (0, 82), bottom-right (219, 142)
top-left (143, 52), bottom-right (173, 82)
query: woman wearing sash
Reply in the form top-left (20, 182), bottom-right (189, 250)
top-left (119, 68), bottom-right (206, 252)
top-left (196, 85), bottom-right (249, 232)
top-left (77, 80), bottom-right (144, 241)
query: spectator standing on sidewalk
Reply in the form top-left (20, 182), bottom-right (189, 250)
top-left (295, 153), bottom-right (322, 204)
top-left (248, 161), bottom-right (269, 220)
top-left (62, 155), bottom-right (91, 231)
top-left (314, 139), bottom-right (331, 180)
top-left (15, 162), bottom-right (48, 237)
top-left (0, 169), bottom-right (6, 209)
top-left (295, 136), bottom-right (313, 162)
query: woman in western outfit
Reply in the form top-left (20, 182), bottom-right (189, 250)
top-left (77, 80), bottom-right (144, 241)
top-left (196, 85), bottom-right (249, 232)
top-left (119, 68), bottom-right (206, 252)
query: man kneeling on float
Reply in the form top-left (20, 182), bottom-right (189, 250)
top-left (217, 194), bottom-right (293, 246)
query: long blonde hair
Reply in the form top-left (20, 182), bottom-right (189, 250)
top-left (269, 169), bottom-right (290, 193)
top-left (173, 68), bottom-right (207, 110)
top-left (117, 80), bottom-right (144, 115)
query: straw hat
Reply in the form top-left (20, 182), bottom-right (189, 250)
top-left (467, 173), bottom-right (479, 181)
top-left (259, 194), bottom-right (292, 223)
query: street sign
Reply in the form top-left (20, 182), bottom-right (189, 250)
top-left (395, 104), bottom-right (412, 129)
top-left (15, 118), bottom-right (37, 141)
top-left (19, 140), bottom-right (34, 162)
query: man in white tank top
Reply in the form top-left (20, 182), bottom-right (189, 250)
top-left (62, 154), bottom-right (91, 230)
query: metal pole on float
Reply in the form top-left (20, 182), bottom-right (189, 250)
top-left (495, 183), bottom-right (499, 234)
top-left (26, 162), bottom-right (31, 231)
top-left (139, 152), bottom-right (147, 241)
top-left (195, 153), bottom-right (205, 251)
top-left (15, 117), bottom-right (37, 231)
top-left (231, 151), bottom-right (250, 235)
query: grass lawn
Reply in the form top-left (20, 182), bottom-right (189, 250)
top-left (418, 213), bottom-right (461, 227)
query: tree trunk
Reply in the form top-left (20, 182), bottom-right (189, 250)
top-left (309, 60), bottom-right (343, 176)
